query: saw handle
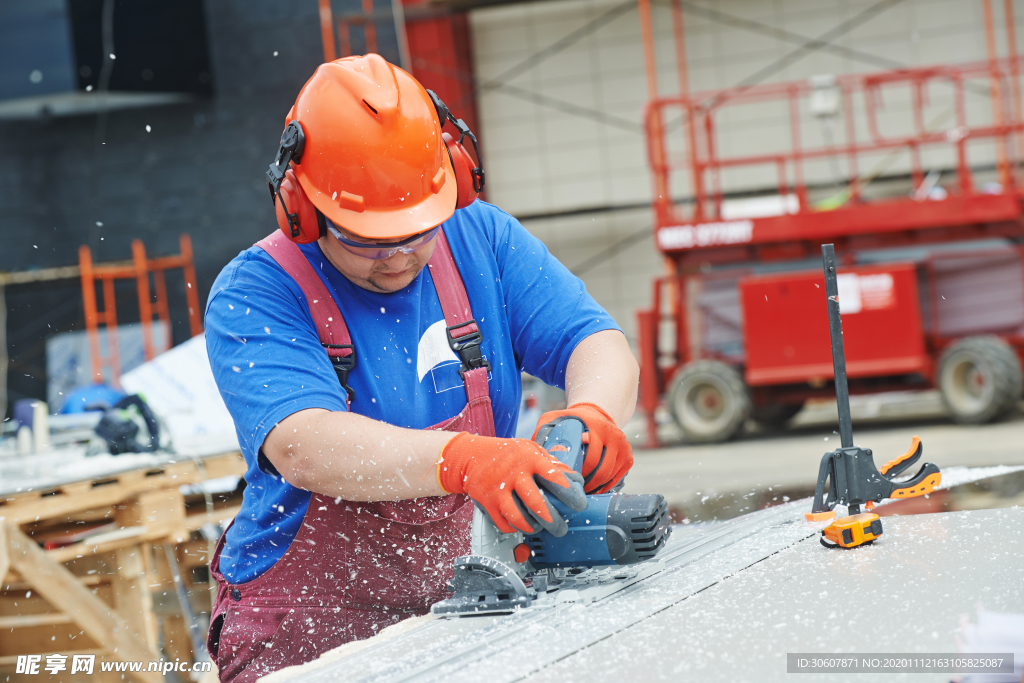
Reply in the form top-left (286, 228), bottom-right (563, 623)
top-left (534, 416), bottom-right (588, 474)
top-left (533, 416), bottom-right (589, 524)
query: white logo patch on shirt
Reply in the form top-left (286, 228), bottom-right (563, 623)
top-left (417, 320), bottom-right (461, 392)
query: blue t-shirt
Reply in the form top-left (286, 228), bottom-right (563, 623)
top-left (205, 201), bottom-right (619, 583)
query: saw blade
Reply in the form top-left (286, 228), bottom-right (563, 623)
top-left (431, 555), bottom-right (534, 616)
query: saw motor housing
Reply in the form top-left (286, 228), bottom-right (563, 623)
top-left (517, 416), bottom-right (670, 570)
top-left (432, 416), bottom-right (671, 615)
top-left (524, 490), bottom-right (669, 568)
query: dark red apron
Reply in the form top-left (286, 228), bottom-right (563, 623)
top-left (207, 230), bottom-right (495, 682)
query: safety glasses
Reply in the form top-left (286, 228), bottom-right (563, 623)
top-left (326, 220), bottom-right (440, 260)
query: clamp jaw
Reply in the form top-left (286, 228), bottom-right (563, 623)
top-left (808, 436), bottom-right (942, 520)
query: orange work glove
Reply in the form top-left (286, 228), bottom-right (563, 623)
top-left (532, 403), bottom-right (633, 494)
top-left (437, 432), bottom-right (587, 535)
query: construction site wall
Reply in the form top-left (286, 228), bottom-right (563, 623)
top-left (0, 2), bottom-right (325, 412)
top-left (0, 0), bottom-right (482, 416)
top-left (469, 0), bottom-right (1020, 346)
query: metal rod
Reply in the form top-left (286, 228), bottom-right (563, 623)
top-left (821, 244), bottom-right (853, 448)
top-left (638, 0), bottom-right (671, 224)
top-left (162, 543), bottom-right (209, 662)
top-left (983, 0), bottom-right (1012, 187)
top-left (337, 19), bottom-right (352, 58)
top-left (362, 0), bottom-right (378, 55)
top-left (0, 284), bottom-right (6, 423)
top-left (101, 276), bottom-right (122, 386)
top-left (391, 0), bottom-right (411, 72)
top-left (0, 265), bottom-right (80, 286)
top-left (318, 0), bottom-right (337, 62)
top-left (78, 246), bottom-right (105, 384)
top-left (132, 240), bottom-right (155, 362)
top-left (1005, 0), bottom-right (1024, 178)
top-left (670, 0), bottom-right (697, 220)
top-left (179, 234), bottom-right (204, 337)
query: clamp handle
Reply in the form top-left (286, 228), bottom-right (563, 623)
top-left (886, 462), bottom-right (942, 500)
top-left (880, 436), bottom-right (942, 499)
top-left (880, 435), bottom-right (922, 477)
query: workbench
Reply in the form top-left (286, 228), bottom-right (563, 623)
top-left (0, 448), bottom-right (245, 683)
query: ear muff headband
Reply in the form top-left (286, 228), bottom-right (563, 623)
top-left (267, 121), bottom-right (308, 240)
top-left (427, 89), bottom-right (485, 194)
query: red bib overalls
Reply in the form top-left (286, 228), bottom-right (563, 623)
top-left (206, 229), bottom-right (494, 682)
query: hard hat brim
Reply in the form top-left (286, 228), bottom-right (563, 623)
top-left (295, 150), bottom-right (458, 241)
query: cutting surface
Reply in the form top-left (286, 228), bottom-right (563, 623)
top-left (263, 468), bottom-right (1023, 683)
top-left (528, 507), bottom-right (1022, 683)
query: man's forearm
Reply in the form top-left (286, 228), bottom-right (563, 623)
top-left (263, 330), bottom-right (637, 500)
top-left (563, 330), bottom-right (639, 426)
top-left (262, 408), bottom-right (454, 501)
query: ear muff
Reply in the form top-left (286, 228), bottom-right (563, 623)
top-left (443, 132), bottom-right (480, 210)
top-left (267, 120), bottom-right (326, 244)
top-left (273, 169), bottom-right (322, 244)
top-left (427, 89), bottom-right (485, 210)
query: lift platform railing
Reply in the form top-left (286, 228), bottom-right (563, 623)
top-left (646, 56), bottom-right (1024, 254)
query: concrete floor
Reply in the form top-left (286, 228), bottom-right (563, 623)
top-left (624, 390), bottom-right (1024, 521)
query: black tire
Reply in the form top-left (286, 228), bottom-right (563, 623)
top-left (750, 402), bottom-right (804, 430)
top-left (937, 336), bottom-right (1022, 424)
top-left (668, 360), bottom-right (750, 443)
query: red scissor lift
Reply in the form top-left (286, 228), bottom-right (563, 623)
top-left (636, 0), bottom-right (1024, 447)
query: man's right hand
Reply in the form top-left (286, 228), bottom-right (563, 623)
top-left (437, 432), bottom-right (587, 535)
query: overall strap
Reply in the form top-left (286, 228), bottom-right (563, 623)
top-left (256, 230), bottom-right (356, 406)
top-left (428, 230), bottom-right (495, 437)
top-left (428, 230), bottom-right (491, 380)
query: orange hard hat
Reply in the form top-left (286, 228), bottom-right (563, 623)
top-left (285, 54), bottom-right (458, 240)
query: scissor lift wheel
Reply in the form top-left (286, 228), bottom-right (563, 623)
top-left (938, 336), bottom-right (1023, 424)
top-left (668, 360), bottom-right (750, 443)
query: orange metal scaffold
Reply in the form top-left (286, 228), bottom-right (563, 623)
top-left (317, 0), bottom-right (410, 68)
top-left (78, 234), bottom-right (203, 387)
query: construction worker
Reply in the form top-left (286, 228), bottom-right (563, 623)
top-left (203, 54), bottom-right (637, 682)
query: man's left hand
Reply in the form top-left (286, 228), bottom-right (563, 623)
top-left (533, 402), bottom-right (633, 494)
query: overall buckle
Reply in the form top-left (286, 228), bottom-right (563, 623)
top-left (445, 321), bottom-right (491, 380)
top-left (323, 344), bottom-right (356, 403)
